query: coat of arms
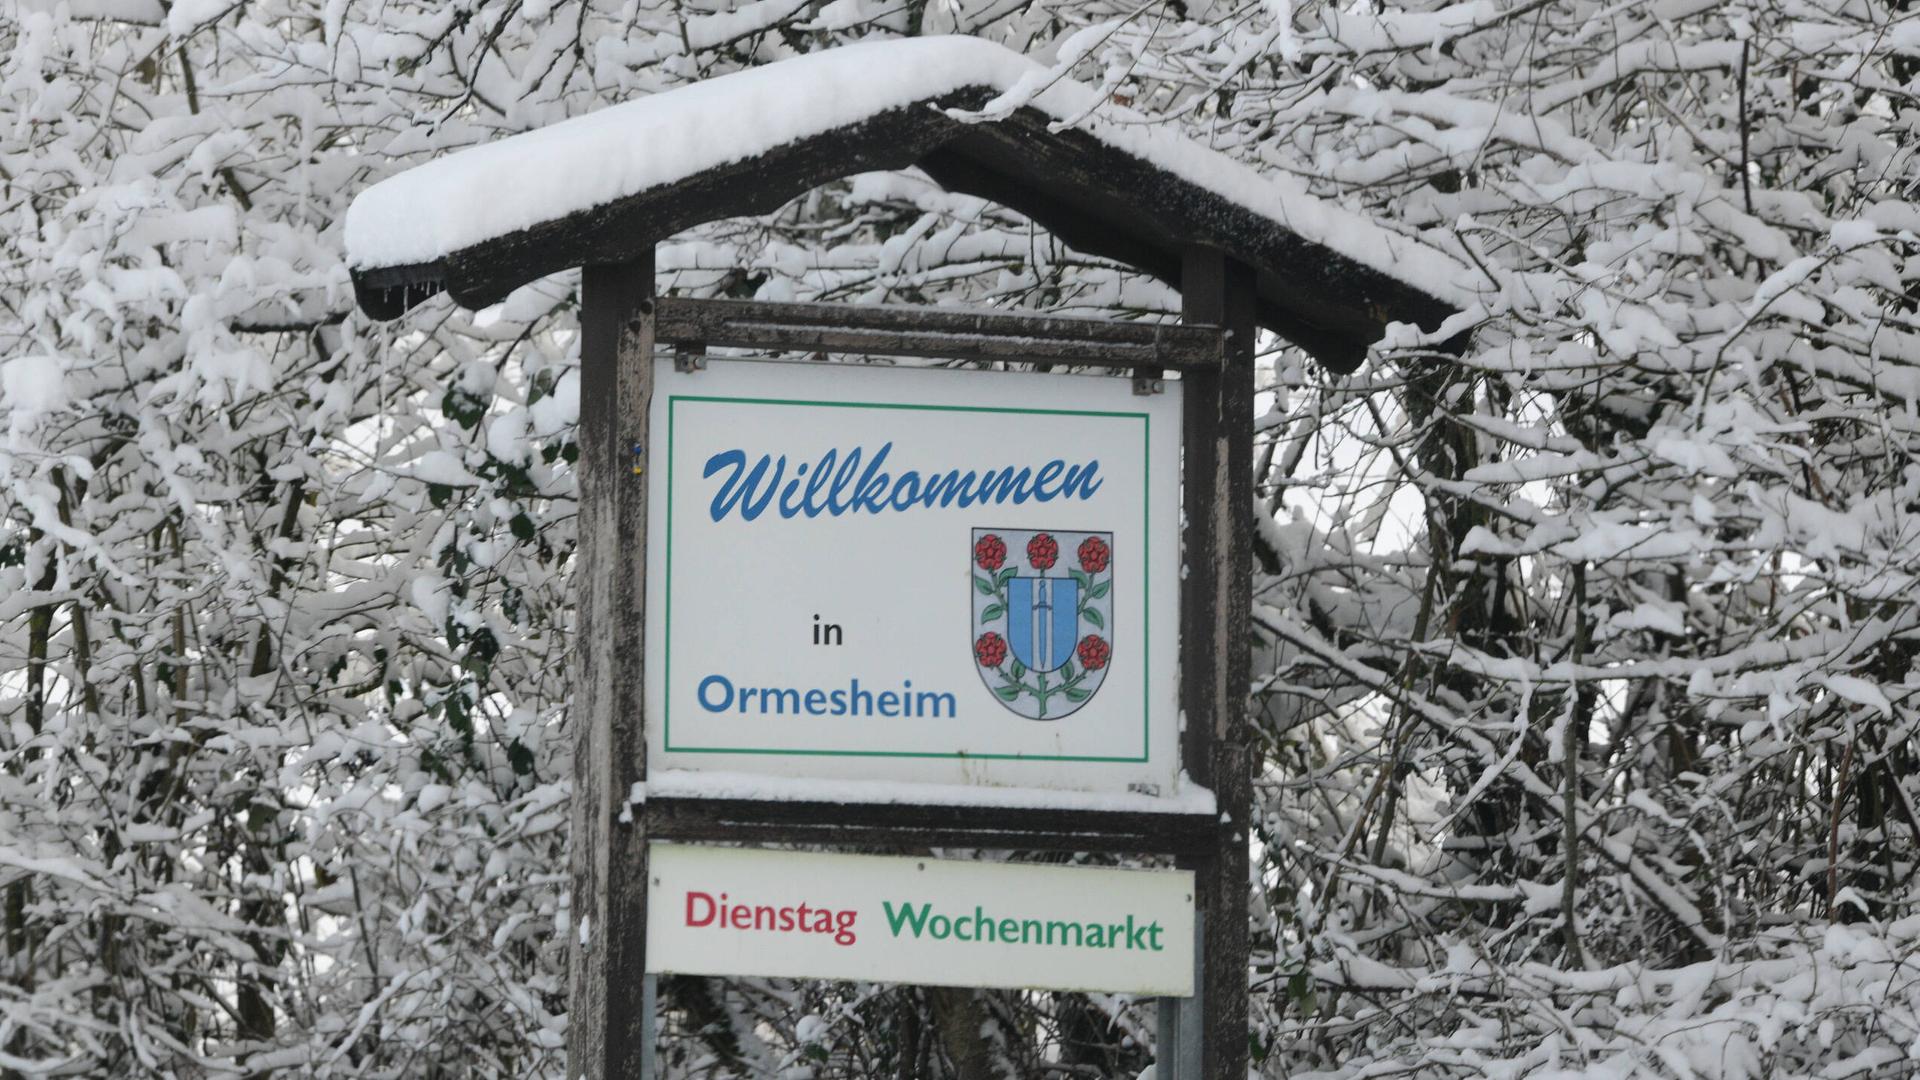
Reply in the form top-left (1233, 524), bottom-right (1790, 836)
top-left (971, 529), bottom-right (1112, 720)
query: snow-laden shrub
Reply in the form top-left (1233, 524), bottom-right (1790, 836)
top-left (2, 0), bottom-right (1917, 1076)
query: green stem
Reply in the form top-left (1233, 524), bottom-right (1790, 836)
top-left (993, 663), bottom-right (1094, 712)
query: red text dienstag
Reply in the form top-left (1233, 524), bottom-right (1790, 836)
top-left (685, 891), bottom-right (857, 945)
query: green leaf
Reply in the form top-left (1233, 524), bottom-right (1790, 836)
top-left (1070, 568), bottom-right (1090, 589)
top-left (1083, 608), bottom-right (1104, 629)
top-left (995, 567), bottom-right (1017, 588)
top-left (981, 602), bottom-right (1004, 621)
top-left (1063, 687), bottom-right (1091, 702)
top-left (466, 627), bottom-right (499, 664)
top-left (974, 574), bottom-right (996, 595)
top-left (507, 740), bottom-right (536, 776)
top-left (993, 684), bottom-right (1022, 701)
top-left (1010, 659), bottom-right (1026, 679)
top-left (1086, 579), bottom-right (1110, 600)
top-left (1287, 971), bottom-right (1317, 1018)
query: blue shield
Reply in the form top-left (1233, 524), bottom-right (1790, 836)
top-left (1006, 577), bottom-right (1080, 673)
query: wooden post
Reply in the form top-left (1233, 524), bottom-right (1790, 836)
top-left (1177, 246), bottom-right (1255, 1078)
top-left (567, 253), bottom-right (657, 1079)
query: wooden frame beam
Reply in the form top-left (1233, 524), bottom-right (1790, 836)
top-left (1163, 245), bottom-right (1256, 1080)
top-left (568, 255), bottom-right (657, 1080)
top-left (644, 797), bottom-right (1215, 856)
top-left (652, 296), bottom-right (1224, 370)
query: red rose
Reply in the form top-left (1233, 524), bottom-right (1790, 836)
top-left (975, 632), bottom-right (1008, 668)
top-left (974, 534), bottom-right (1007, 571)
top-left (1026, 533), bottom-right (1059, 571)
top-left (1077, 536), bottom-right (1110, 574)
top-left (1076, 634), bottom-right (1110, 671)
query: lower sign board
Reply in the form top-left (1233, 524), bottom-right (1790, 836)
top-left (645, 844), bottom-right (1194, 996)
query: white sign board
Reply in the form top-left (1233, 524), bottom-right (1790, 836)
top-left (644, 358), bottom-right (1182, 793)
top-left (646, 843), bottom-right (1194, 995)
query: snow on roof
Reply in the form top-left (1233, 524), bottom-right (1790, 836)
top-left (344, 36), bottom-right (1479, 310)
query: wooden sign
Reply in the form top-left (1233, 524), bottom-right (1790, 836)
top-left (563, 257), bottom-right (1257, 1080)
top-left (348, 37), bottom-right (1462, 1076)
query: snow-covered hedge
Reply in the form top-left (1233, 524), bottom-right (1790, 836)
top-left (2, 0), bottom-right (1917, 1076)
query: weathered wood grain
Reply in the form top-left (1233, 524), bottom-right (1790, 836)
top-left (651, 296), bottom-right (1224, 370)
top-left (566, 255), bottom-right (656, 1080)
top-left (1177, 246), bottom-right (1256, 1079)
top-left (644, 796), bottom-right (1216, 856)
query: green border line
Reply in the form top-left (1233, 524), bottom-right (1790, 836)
top-left (664, 393), bottom-right (1154, 763)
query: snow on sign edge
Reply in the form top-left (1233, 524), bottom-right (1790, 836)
top-left (342, 35), bottom-right (1480, 309)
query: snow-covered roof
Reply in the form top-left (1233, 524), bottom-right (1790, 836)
top-left (345, 36), bottom-right (1476, 370)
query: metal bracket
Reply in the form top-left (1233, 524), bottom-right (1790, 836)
top-left (1155, 906), bottom-right (1204, 1079)
top-left (674, 348), bottom-right (708, 373)
top-left (1134, 372), bottom-right (1166, 395)
top-left (640, 973), bottom-right (657, 1077)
